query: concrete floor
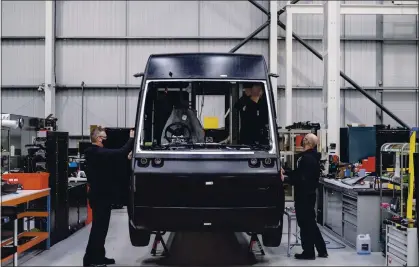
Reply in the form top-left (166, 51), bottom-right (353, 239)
top-left (20, 208), bottom-right (386, 266)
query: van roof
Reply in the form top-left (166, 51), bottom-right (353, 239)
top-left (144, 53), bottom-right (268, 80)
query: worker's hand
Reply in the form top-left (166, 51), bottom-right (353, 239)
top-left (128, 151), bottom-right (132, 160)
top-left (130, 129), bottom-right (135, 138)
top-left (244, 88), bottom-right (251, 96)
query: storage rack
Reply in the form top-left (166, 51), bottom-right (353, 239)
top-left (385, 223), bottom-right (417, 266)
top-left (278, 129), bottom-right (312, 201)
top-left (1, 128), bottom-right (11, 174)
top-left (379, 140), bottom-right (418, 266)
top-left (379, 143), bottom-right (410, 219)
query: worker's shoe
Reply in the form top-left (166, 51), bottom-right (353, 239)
top-left (104, 257), bottom-right (115, 265)
top-left (83, 259), bottom-right (108, 267)
top-left (83, 264), bottom-right (106, 267)
top-left (294, 253), bottom-right (315, 260)
top-left (318, 252), bottom-right (328, 258)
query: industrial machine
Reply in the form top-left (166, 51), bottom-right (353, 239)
top-left (28, 131), bottom-right (70, 245)
top-left (129, 53), bottom-right (285, 249)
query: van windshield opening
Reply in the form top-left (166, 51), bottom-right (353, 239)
top-left (138, 81), bottom-right (273, 151)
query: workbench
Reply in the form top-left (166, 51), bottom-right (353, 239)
top-left (1, 189), bottom-right (51, 266)
top-left (320, 178), bottom-right (393, 252)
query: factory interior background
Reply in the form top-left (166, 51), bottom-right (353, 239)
top-left (1, 1), bottom-right (418, 145)
top-left (1, 1), bottom-right (418, 266)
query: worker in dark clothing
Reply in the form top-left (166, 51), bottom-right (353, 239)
top-left (282, 133), bottom-right (328, 260)
top-left (234, 84), bottom-right (251, 143)
top-left (234, 83), bottom-right (269, 144)
top-left (83, 126), bottom-right (134, 267)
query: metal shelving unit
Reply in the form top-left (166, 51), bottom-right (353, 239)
top-left (379, 141), bottom-right (418, 266)
top-left (1, 128), bottom-right (11, 174)
top-left (379, 143), bottom-right (410, 218)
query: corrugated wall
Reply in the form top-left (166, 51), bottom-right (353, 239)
top-left (2, 1), bottom-right (418, 145)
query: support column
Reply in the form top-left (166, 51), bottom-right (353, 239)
top-left (323, 1), bottom-right (341, 156)
top-left (269, 0), bottom-right (278, 123)
top-left (376, 1), bottom-right (384, 125)
top-left (45, 0), bottom-right (56, 117)
top-left (0, 0), bottom-right (3, 119)
top-left (285, 4), bottom-right (293, 126)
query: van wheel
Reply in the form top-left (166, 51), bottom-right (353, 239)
top-left (262, 227), bottom-right (283, 247)
top-left (129, 221), bottom-right (151, 247)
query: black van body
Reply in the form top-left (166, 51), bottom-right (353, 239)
top-left (129, 53), bottom-right (285, 247)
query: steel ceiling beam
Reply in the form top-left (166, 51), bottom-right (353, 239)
top-left (277, 1), bottom-right (410, 129)
top-left (229, 1), bottom-right (270, 53)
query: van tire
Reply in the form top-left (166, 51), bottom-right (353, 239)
top-left (262, 227), bottom-right (283, 247)
top-left (129, 221), bottom-right (151, 247)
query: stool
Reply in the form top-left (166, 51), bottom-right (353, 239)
top-left (284, 207), bottom-right (300, 257)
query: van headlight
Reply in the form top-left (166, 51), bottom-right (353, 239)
top-left (262, 158), bottom-right (275, 168)
top-left (248, 158), bottom-right (260, 168)
top-left (152, 158), bottom-right (164, 167)
top-left (137, 158), bottom-right (149, 167)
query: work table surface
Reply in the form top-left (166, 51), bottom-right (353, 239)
top-left (320, 177), bottom-right (397, 196)
top-left (1, 189), bottom-right (50, 206)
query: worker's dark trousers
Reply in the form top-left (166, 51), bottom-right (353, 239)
top-left (84, 199), bottom-right (112, 265)
top-left (295, 193), bottom-right (327, 256)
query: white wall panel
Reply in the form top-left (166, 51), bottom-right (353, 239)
top-left (342, 90), bottom-right (377, 126)
top-left (344, 15), bottom-right (376, 37)
top-left (383, 15), bottom-right (417, 38)
top-left (55, 90), bottom-right (82, 135)
top-left (199, 1), bottom-right (268, 38)
top-left (127, 40), bottom-right (199, 85)
top-left (56, 1), bottom-right (126, 37)
top-left (1, 1), bottom-right (45, 36)
top-left (56, 41), bottom-right (126, 85)
top-left (293, 89), bottom-right (324, 125)
top-left (56, 89), bottom-right (131, 135)
top-left (279, 1), bottom-right (377, 38)
top-left (277, 89), bottom-right (324, 127)
top-left (1, 40), bottom-right (45, 85)
top-left (128, 1), bottom-right (199, 37)
top-left (343, 41), bottom-right (377, 87)
top-left (277, 89), bottom-right (378, 127)
top-left (293, 14), bottom-right (323, 37)
top-left (382, 92), bottom-right (418, 127)
top-left (383, 43), bottom-right (417, 87)
top-left (125, 89), bottom-right (140, 128)
top-left (1, 89), bottom-right (44, 118)
top-left (278, 40), bottom-right (324, 87)
top-left (277, 90), bottom-right (286, 126)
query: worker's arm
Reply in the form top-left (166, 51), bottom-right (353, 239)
top-left (283, 155), bottom-right (311, 186)
top-left (283, 167), bottom-right (298, 185)
top-left (98, 138), bottom-right (134, 158)
top-left (234, 95), bottom-right (249, 110)
top-left (286, 155), bottom-right (318, 190)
